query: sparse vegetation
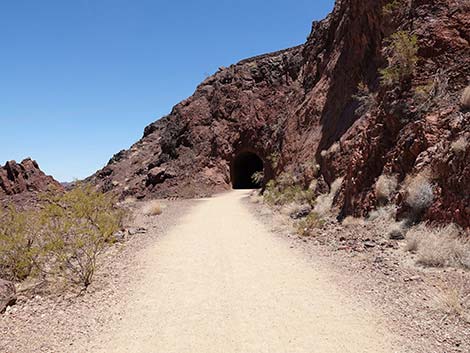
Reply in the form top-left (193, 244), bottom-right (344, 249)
top-left (0, 207), bottom-right (40, 281)
top-left (382, 0), bottom-right (403, 17)
top-left (251, 171), bottom-right (264, 185)
top-left (0, 185), bottom-right (125, 289)
top-left (354, 81), bottom-right (378, 116)
top-left (451, 136), bottom-right (468, 154)
top-left (404, 173), bottom-right (434, 213)
top-left (435, 285), bottom-right (469, 320)
top-left (461, 85), bottom-right (470, 109)
top-left (375, 174), bottom-right (398, 203)
top-left (143, 200), bottom-right (163, 216)
top-left (380, 31), bottom-right (418, 86)
top-left (405, 223), bottom-right (470, 269)
top-left (267, 152), bottom-right (280, 170)
top-left (297, 212), bottom-right (325, 236)
top-left (313, 177), bottom-right (343, 217)
top-left (263, 173), bottom-right (315, 207)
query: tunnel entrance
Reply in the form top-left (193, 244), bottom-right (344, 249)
top-left (231, 151), bottom-right (264, 189)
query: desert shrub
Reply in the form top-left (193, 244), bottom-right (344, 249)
top-left (435, 285), bottom-right (469, 320)
top-left (297, 212), bottom-right (325, 236)
top-left (143, 200), bottom-right (163, 216)
top-left (380, 31), bottom-right (418, 86)
top-left (368, 205), bottom-right (397, 222)
top-left (39, 184), bottom-right (125, 288)
top-left (451, 136), bottom-right (468, 154)
top-left (263, 173), bottom-right (315, 206)
top-left (342, 216), bottom-right (366, 226)
top-left (354, 82), bottom-right (378, 116)
top-left (405, 223), bottom-right (470, 269)
top-left (405, 173), bottom-right (434, 212)
top-left (461, 86), bottom-right (470, 109)
top-left (268, 152), bottom-right (280, 169)
top-left (382, 0), bottom-right (403, 16)
top-left (0, 206), bottom-right (41, 281)
top-left (313, 177), bottom-right (343, 217)
top-left (0, 185), bottom-right (124, 288)
top-left (375, 174), bottom-right (398, 203)
top-left (251, 171), bottom-right (264, 185)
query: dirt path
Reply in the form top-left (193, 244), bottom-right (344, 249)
top-left (86, 190), bottom-right (395, 353)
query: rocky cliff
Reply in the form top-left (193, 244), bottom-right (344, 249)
top-left (0, 159), bottom-right (62, 205)
top-left (91, 0), bottom-right (469, 227)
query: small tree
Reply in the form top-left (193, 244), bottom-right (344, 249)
top-left (0, 206), bottom-right (41, 281)
top-left (380, 31), bottom-right (418, 86)
top-left (40, 184), bottom-right (124, 288)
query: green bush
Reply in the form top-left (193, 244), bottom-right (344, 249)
top-left (0, 206), bottom-right (41, 281)
top-left (297, 212), bottom-right (325, 236)
top-left (263, 173), bottom-right (315, 206)
top-left (382, 0), bottom-right (402, 17)
top-left (40, 184), bottom-right (125, 288)
top-left (0, 184), bottom-right (125, 289)
top-left (380, 31), bottom-right (418, 86)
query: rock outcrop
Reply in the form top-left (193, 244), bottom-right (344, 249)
top-left (91, 0), bottom-right (469, 227)
top-left (0, 159), bottom-right (62, 205)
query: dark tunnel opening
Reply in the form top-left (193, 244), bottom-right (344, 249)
top-left (231, 151), bottom-right (264, 189)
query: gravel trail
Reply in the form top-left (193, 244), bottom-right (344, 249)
top-left (86, 190), bottom-right (394, 353)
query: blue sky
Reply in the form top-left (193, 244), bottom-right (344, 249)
top-left (0, 0), bottom-right (334, 182)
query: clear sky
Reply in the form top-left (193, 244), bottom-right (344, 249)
top-left (0, 0), bottom-right (335, 182)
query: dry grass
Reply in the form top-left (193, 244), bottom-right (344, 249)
top-left (375, 174), bottom-right (398, 202)
top-left (405, 223), bottom-right (470, 269)
top-left (342, 216), bottom-right (366, 226)
top-left (143, 201), bottom-right (163, 216)
top-left (451, 136), bottom-right (468, 154)
top-left (460, 85), bottom-right (470, 109)
top-left (434, 284), bottom-right (470, 321)
top-left (314, 177), bottom-right (343, 217)
top-left (368, 205), bottom-right (397, 222)
top-left (404, 173), bottom-right (434, 212)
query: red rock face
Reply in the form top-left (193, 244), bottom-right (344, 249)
top-left (91, 0), bottom-right (469, 227)
top-left (0, 159), bottom-right (63, 203)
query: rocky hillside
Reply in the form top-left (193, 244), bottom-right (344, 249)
top-left (0, 159), bottom-right (62, 205)
top-left (91, 0), bottom-right (469, 227)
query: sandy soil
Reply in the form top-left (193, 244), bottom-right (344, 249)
top-left (82, 190), bottom-right (397, 353)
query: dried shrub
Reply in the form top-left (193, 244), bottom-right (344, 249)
top-left (451, 136), bottom-right (468, 154)
top-left (368, 205), bottom-right (397, 222)
top-left (313, 177), bottom-right (343, 217)
top-left (380, 31), bottom-right (418, 86)
top-left (435, 285), bottom-right (469, 320)
top-left (375, 174), bottom-right (398, 203)
top-left (413, 70), bottom-right (450, 113)
top-left (404, 173), bottom-right (434, 212)
top-left (354, 82), bottom-right (378, 116)
top-left (342, 216), bottom-right (366, 226)
top-left (143, 201), bottom-right (163, 216)
top-left (405, 223), bottom-right (470, 269)
top-left (461, 86), bottom-right (470, 109)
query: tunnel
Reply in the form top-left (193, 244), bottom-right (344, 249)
top-left (231, 151), bottom-right (264, 189)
